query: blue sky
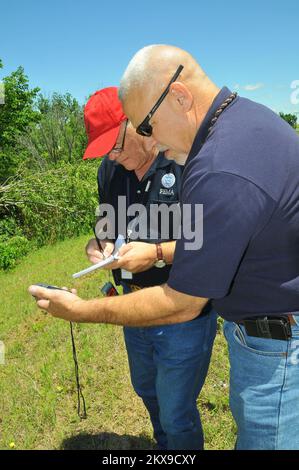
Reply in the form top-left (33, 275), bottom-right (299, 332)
top-left (0, 0), bottom-right (298, 114)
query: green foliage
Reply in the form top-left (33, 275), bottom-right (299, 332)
top-left (0, 216), bottom-right (23, 238)
top-left (0, 59), bottom-right (97, 268)
top-left (19, 93), bottom-right (87, 170)
top-left (279, 112), bottom-right (298, 128)
top-left (0, 60), bottom-right (95, 268)
top-left (0, 60), bottom-right (3, 103)
top-left (0, 60), bottom-right (88, 182)
top-left (0, 64), bottom-right (40, 181)
top-left (0, 194), bottom-right (30, 270)
top-left (0, 235), bottom-right (30, 269)
top-left (0, 161), bottom-right (99, 249)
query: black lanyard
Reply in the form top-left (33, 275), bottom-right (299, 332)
top-left (69, 322), bottom-right (87, 419)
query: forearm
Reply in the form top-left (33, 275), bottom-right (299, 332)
top-left (78, 284), bottom-right (208, 327)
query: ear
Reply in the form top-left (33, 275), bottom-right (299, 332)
top-left (142, 135), bottom-right (158, 154)
top-left (169, 82), bottom-right (193, 113)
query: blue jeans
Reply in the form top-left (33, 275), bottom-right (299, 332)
top-left (223, 316), bottom-right (299, 449)
top-left (122, 287), bottom-right (217, 450)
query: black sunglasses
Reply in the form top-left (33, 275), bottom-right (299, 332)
top-left (111, 119), bottom-right (128, 153)
top-left (136, 64), bottom-right (184, 137)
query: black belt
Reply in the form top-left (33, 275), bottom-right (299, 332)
top-left (236, 314), bottom-right (296, 340)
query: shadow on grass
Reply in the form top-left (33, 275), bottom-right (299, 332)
top-left (60, 432), bottom-right (155, 450)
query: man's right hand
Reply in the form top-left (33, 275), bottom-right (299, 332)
top-left (85, 238), bottom-right (115, 264)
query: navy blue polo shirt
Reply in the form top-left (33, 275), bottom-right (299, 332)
top-left (167, 87), bottom-right (299, 321)
top-left (98, 153), bottom-right (183, 287)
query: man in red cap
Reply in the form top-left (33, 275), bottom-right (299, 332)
top-left (83, 87), bottom-right (127, 160)
top-left (81, 87), bottom-right (216, 450)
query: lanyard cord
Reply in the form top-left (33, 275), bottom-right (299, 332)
top-left (208, 92), bottom-right (237, 134)
top-left (69, 321), bottom-right (87, 419)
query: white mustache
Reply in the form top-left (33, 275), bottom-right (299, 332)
top-left (155, 144), bottom-right (169, 152)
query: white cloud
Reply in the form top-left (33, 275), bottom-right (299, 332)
top-left (243, 83), bottom-right (264, 91)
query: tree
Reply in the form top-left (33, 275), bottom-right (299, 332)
top-left (0, 63), bottom-right (40, 181)
top-left (279, 112), bottom-right (298, 129)
top-left (0, 60), bottom-right (3, 104)
top-left (18, 93), bottom-right (87, 169)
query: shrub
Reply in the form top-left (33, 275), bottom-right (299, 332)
top-left (0, 216), bottom-right (24, 239)
top-left (0, 235), bottom-right (30, 269)
top-left (0, 160), bottom-right (99, 248)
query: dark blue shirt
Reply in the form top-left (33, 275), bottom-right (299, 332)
top-left (167, 87), bottom-right (299, 321)
top-left (98, 153), bottom-right (183, 287)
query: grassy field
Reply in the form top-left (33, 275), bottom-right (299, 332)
top-left (0, 234), bottom-right (235, 450)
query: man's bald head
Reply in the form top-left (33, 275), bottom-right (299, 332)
top-left (119, 44), bottom-right (220, 161)
top-left (119, 45), bottom-right (213, 118)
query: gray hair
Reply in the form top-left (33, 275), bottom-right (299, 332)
top-left (119, 44), bottom-right (168, 102)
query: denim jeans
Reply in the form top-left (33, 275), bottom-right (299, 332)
top-left (122, 286), bottom-right (217, 450)
top-left (223, 315), bottom-right (299, 449)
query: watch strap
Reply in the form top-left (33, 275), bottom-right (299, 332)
top-left (156, 243), bottom-right (163, 261)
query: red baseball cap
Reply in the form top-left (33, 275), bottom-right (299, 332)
top-left (83, 87), bottom-right (127, 159)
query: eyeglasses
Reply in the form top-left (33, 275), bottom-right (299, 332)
top-left (136, 65), bottom-right (184, 137)
top-left (110, 119), bottom-right (128, 153)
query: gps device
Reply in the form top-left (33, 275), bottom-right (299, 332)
top-left (34, 283), bottom-right (67, 291)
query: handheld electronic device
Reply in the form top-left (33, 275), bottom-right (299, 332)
top-left (34, 283), bottom-right (67, 291)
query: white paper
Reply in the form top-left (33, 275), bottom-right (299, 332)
top-left (72, 235), bottom-right (126, 279)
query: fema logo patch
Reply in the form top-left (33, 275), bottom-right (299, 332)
top-left (161, 173), bottom-right (176, 189)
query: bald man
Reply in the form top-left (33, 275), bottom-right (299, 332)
top-left (82, 87), bottom-right (217, 451)
top-left (29, 45), bottom-right (299, 450)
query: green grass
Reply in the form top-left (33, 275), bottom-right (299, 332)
top-left (0, 234), bottom-right (235, 450)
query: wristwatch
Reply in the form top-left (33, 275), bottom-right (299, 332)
top-left (154, 243), bottom-right (166, 268)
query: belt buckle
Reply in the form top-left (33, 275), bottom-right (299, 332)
top-left (130, 284), bottom-right (142, 292)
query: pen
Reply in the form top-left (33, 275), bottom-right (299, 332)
top-left (93, 227), bottom-right (106, 259)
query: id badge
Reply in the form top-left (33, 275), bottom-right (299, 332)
top-left (121, 269), bottom-right (133, 280)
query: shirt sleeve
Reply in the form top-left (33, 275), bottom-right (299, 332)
top-left (167, 170), bottom-right (275, 298)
